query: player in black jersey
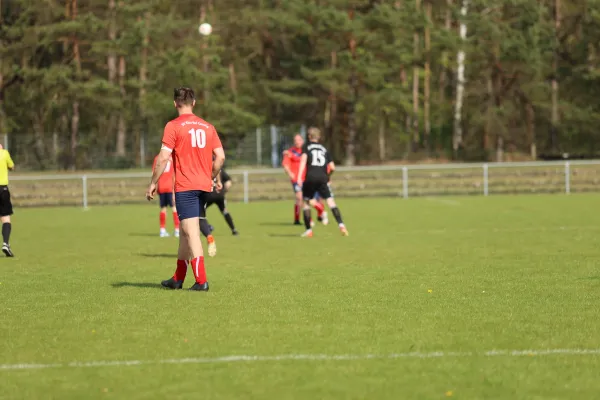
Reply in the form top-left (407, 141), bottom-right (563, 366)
top-left (296, 127), bottom-right (348, 237)
top-left (204, 169), bottom-right (239, 236)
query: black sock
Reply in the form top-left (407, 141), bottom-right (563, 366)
top-left (199, 219), bottom-right (212, 238)
top-left (331, 207), bottom-right (344, 225)
top-left (2, 223), bottom-right (10, 244)
top-left (303, 208), bottom-right (312, 230)
top-left (223, 212), bottom-right (236, 231)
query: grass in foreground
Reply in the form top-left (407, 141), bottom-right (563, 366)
top-left (1, 194), bottom-right (600, 399)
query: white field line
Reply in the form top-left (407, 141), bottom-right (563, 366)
top-left (2, 349), bottom-right (600, 371)
top-left (394, 225), bottom-right (600, 236)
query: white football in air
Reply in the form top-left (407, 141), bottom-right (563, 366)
top-left (199, 23), bottom-right (212, 36)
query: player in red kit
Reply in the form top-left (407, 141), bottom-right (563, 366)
top-left (146, 87), bottom-right (225, 291)
top-left (152, 155), bottom-right (180, 237)
top-left (282, 134), bottom-right (327, 225)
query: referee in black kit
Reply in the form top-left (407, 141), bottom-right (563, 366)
top-left (0, 144), bottom-right (15, 257)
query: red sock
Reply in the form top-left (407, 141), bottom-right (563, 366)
top-left (159, 211), bottom-right (166, 229)
top-left (191, 256), bottom-right (207, 284)
top-left (174, 259), bottom-right (188, 281)
top-left (294, 204), bottom-right (300, 221)
top-left (173, 211), bottom-right (180, 229)
top-left (313, 202), bottom-right (325, 217)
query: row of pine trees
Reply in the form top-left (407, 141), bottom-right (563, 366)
top-left (1, 0), bottom-right (598, 169)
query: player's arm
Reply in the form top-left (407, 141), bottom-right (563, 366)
top-left (297, 153), bottom-right (308, 186)
top-left (327, 161), bottom-right (335, 175)
top-left (212, 147), bottom-right (225, 179)
top-left (150, 148), bottom-right (171, 185)
top-left (281, 151), bottom-right (295, 180)
top-left (214, 170), bottom-right (223, 192)
top-left (7, 152), bottom-right (14, 171)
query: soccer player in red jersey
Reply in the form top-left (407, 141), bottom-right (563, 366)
top-left (282, 134), bottom-right (327, 225)
top-left (146, 87), bottom-right (225, 291)
top-left (152, 155), bottom-right (180, 238)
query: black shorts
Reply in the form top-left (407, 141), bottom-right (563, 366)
top-left (302, 181), bottom-right (332, 201)
top-left (159, 192), bottom-right (173, 208)
top-left (205, 192), bottom-right (226, 211)
top-left (0, 186), bottom-right (13, 217)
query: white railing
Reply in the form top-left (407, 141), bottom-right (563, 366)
top-left (9, 159), bottom-right (600, 208)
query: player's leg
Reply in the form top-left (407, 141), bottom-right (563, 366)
top-left (158, 194), bottom-right (169, 237)
top-left (217, 198), bottom-right (238, 235)
top-left (201, 211), bottom-right (217, 258)
top-left (170, 193), bottom-right (180, 237)
top-left (313, 193), bottom-right (327, 225)
top-left (162, 191), bottom-right (208, 291)
top-left (321, 184), bottom-right (348, 236)
top-left (293, 185), bottom-right (303, 225)
top-left (1, 188), bottom-right (14, 257)
top-left (300, 184), bottom-right (314, 237)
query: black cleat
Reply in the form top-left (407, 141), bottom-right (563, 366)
top-left (317, 216), bottom-right (323, 222)
top-left (294, 220), bottom-right (301, 225)
top-left (161, 278), bottom-right (183, 290)
top-left (232, 229), bottom-right (239, 236)
top-left (189, 282), bottom-right (209, 291)
top-left (2, 243), bottom-right (13, 257)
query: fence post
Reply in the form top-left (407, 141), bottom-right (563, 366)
top-left (82, 175), bottom-right (88, 210)
top-left (565, 161), bottom-right (570, 195)
top-left (256, 128), bottom-right (262, 165)
top-left (483, 163), bottom-right (489, 196)
top-left (270, 125), bottom-right (278, 168)
top-left (243, 170), bottom-right (249, 204)
top-left (140, 134), bottom-right (146, 169)
top-left (300, 124), bottom-right (307, 140)
top-left (402, 166), bottom-right (408, 199)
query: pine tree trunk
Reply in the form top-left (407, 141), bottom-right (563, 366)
top-left (526, 101), bottom-right (536, 160)
top-left (378, 112), bottom-right (386, 161)
top-left (412, 0), bottom-right (421, 152)
top-left (228, 63), bottom-right (237, 96)
top-left (325, 51), bottom-right (337, 153)
top-left (116, 56), bottom-right (126, 157)
top-left (424, 0), bottom-right (431, 154)
top-left (551, 0), bottom-right (560, 151)
top-left (438, 0), bottom-right (452, 153)
top-left (453, 0), bottom-right (468, 157)
top-left (484, 74), bottom-right (493, 154)
top-left (200, 1), bottom-right (210, 107)
top-left (345, 9), bottom-right (357, 166)
top-left (138, 12), bottom-right (149, 167)
top-left (71, 0), bottom-right (81, 170)
top-left (107, 0), bottom-right (117, 150)
top-left (108, 0), bottom-right (117, 83)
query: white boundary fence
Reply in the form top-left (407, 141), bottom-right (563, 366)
top-left (9, 160), bottom-right (600, 209)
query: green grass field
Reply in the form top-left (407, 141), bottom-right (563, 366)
top-left (1, 194), bottom-right (600, 399)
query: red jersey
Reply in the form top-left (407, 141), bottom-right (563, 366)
top-left (161, 113), bottom-right (222, 193)
top-left (282, 146), bottom-right (304, 182)
top-left (153, 156), bottom-right (175, 194)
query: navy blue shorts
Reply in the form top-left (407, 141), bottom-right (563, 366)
top-left (291, 182), bottom-right (301, 193)
top-left (175, 190), bottom-right (208, 221)
top-left (159, 193), bottom-right (173, 208)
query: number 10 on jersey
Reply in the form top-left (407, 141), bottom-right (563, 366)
top-left (188, 128), bottom-right (206, 148)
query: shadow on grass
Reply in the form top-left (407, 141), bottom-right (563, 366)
top-left (129, 233), bottom-right (158, 237)
top-left (579, 276), bottom-right (600, 281)
top-left (138, 253), bottom-right (173, 258)
top-left (259, 222), bottom-right (296, 227)
top-left (112, 282), bottom-right (163, 289)
top-left (268, 233), bottom-right (300, 238)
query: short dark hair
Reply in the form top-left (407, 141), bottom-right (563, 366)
top-left (173, 87), bottom-right (196, 107)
